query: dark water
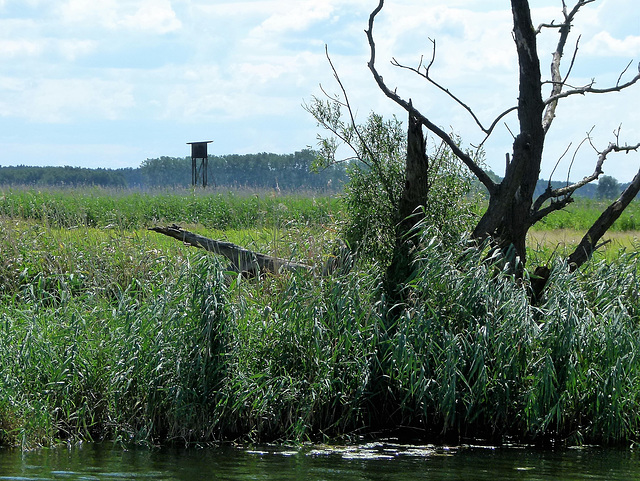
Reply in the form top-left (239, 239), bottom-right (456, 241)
top-left (1, 442), bottom-right (639, 480)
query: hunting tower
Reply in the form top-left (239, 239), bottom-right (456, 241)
top-left (187, 140), bottom-right (213, 187)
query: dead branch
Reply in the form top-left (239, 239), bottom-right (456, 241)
top-left (149, 224), bottom-right (311, 275)
top-left (365, 0), bottom-right (496, 195)
top-left (540, 1), bottom-right (576, 133)
top-left (323, 46), bottom-right (398, 205)
top-left (531, 139), bottom-right (640, 222)
top-left (544, 70), bottom-right (640, 107)
top-left (391, 47), bottom-right (518, 148)
top-left (568, 166), bottom-right (640, 271)
top-left (540, 0), bottom-right (636, 133)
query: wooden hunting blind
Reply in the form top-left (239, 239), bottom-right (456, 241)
top-left (187, 140), bottom-right (212, 187)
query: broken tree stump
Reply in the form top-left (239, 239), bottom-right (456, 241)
top-left (149, 224), bottom-right (312, 275)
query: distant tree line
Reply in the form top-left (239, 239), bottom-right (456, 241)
top-left (0, 151), bottom-right (630, 200)
top-left (0, 165), bottom-right (128, 188)
top-left (530, 175), bottom-right (627, 201)
top-left (0, 150), bottom-right (347, 192)
top-left (138, 149), bottom-right (347, 191)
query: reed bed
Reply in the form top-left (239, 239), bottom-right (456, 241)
top-left (1, 190), bottom-right (640, 448)
top-left (530, 198), bottom-right (640, 232)
top-left (1, 215), bottom-right (639, 448)
top-left (0, 186), bottom-right (339, 230)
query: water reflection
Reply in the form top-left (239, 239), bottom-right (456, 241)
top-left (0, 442), bottom-right (638, 480)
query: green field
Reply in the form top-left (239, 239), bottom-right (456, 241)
top-left (1, 187), bottom-right (639, 448)
top-left (0, 186), bottom-right (339, 230)
top-left (530, 198), bottom-right (640, 232)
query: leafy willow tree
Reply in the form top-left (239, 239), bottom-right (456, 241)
top-left (597, 175), bottom-right (621, 200)
top-left (362, 0), bottom-right (640, 289)
top-left (306, 64), bottom-right (476, 273)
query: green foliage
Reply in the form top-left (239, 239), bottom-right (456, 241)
top-left (597, 175), bottom-right (621, 200)
top-left (138, 150), bottom-right (347, 191)
top-left (531, 198), bottom-right (640, 232)
top-left (306, 95), bottom-right (476, 266)
top-left (340, 114), bottom-right (406, 265)
top-left (0, 187), bottom-right (340, 230)
top-left (1, 218), bottom-right (639, 448)
top-left (383, 234), bottom-right (640, 444)
top-left (419, 137), bottom-right (478, 245)
top-left (0, 151), bottom-right (348, 192)
top-left (0, 166), bottom-right (127, 188)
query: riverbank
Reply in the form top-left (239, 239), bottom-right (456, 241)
top-left (1, 217), bottom-right (639, 448)
top-left (1, 189), bottom-right (640, 448)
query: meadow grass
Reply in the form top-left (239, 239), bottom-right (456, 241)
top-left (528, 229), bottom-right (640, 264)
top-left (0, 186), bottom-right (339, 230)
top-left (530, 198), bottom-right (640, 232)
top-left (1, 189), bottom-right (639, 448)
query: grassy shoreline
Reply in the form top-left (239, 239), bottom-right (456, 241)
top-left (1, 189), bottom-right (639, 448)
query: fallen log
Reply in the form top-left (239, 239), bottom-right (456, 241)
top-left (149, 224), bottom-right (312, 275)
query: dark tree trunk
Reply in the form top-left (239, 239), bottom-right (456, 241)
top-left (397, 101), bottom-right (430, 235)
top-left (385, 105), bottom-right (430, 303)
top-left (363, 0), bottom-right (640, 298)
top-left (471, 0), bottom-right (546, 267)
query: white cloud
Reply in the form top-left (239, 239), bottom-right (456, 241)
top-left (0, 0), bottom-right (638, 179)
top-left (56, 39), bottom-right (97, 60)
top-left (0, 36), bottom-right (95, 61)
top-left (58, 0), bottom-right (181, 33)
top-left (119, 0), bottom-right (182, 33)
top-left (584, 32), bottom-right (640, 57)
top-left (254, 1), bottom-right (334, 34)
top-left (58, 0), bottom-right (119, 27)
top-left (1, 141), bottom-right (148, 168)
top-left (1, 77), bottom-right (135, 123)
top-left (0, 39), bottom-right (43, 58)
top-left (153, 48), bottom-right (328, 124)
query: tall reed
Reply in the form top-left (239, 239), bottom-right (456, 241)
top-left (1, 218), bottom-right (639, 447)
top-left (383, 234), bottom-right (640, 444)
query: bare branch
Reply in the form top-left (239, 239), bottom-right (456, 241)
top-left (564, 133), bottom-right (590, 187)
top-left (568, 165), bottom-right (640, 271)
top-left (529, 196), bottom-right (575, 226)
top-left (562, 36), bottom-right (581, 86)
top-left (532, 137), bottom-right (638, 217)
top-left (391, 40), bottom-right (518, 149)
top-left (544, 70), bottom-right (640, 106)
top-left (318, 84), bottom-right (347, 108)
top-left (536, 21), bottom-right (560, 34)
top-left (392, 39), bottom-right (488, 134)
top-left (542, 0), bottom-right (588, 132)
top-left (616, 59), bottom-right (634, 86)
top-left (304, 94), bottom-right (361, 166)
top-left (365, 0), bottom-right (496, 194)
top-left (323, 45), bottom-right (398, 204)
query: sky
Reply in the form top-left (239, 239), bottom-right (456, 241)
top-left (0, 0), bottom-right (638, 182)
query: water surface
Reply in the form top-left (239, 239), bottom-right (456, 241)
top-left (1, 442), bottom-right (638, 480)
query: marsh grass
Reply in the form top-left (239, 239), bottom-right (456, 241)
top-left (1, 192), bottom-right (640, 448)
top-left (528, 229), bottom-right (640, 265)
top-left (0, 186), bottom-right (339, 230)
top-left (384, 235), bottom-right (640, 444)
top-left (529, 198), bottom-right (640, 232)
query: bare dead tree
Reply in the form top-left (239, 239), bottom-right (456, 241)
top-left (366, 0), bottom-right (640, 283)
